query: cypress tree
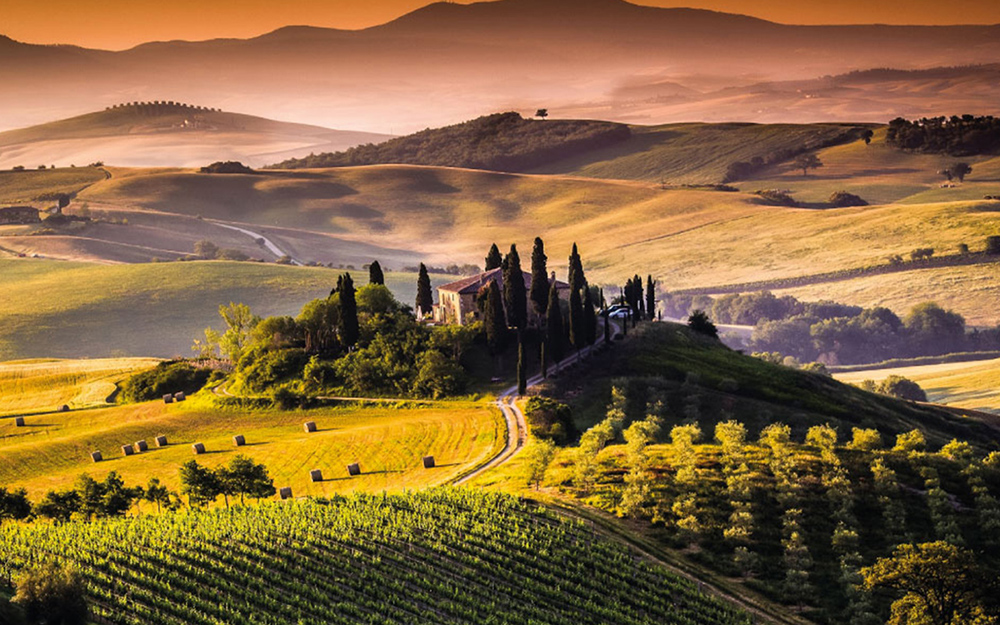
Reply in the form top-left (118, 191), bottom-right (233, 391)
top-left (529, 237), bottom-right (549, 318)
top-left (485, 279), bottom-right (507, 354)
top-left (541, 341), bottom-right (548, 378)
top-left (517, 335), bottom-right (527, 396)
top-left (338, 273), bottom-right (359, 348)
top-left (485, 244), bottom-right (503, 271)
top-left (568, 243), bottom-right (585, 293)
top-left (646, 275), bottom-right (656, 320)
top-left (604, 305), bottom-right (610, 343)
top-left (369, 261), bottom-right (384, 285)
top-left (503, 244), bottom-right (528, 330)
top-left (634, 274), bottom-right (645, 319)
top-left (546, 281), bottom-right (565, 363)
top-left (583, 285), bottom-right (597, 346)
top-left (569, 281), bottom-right (584, 353)
top-left (415, 263), bottom-right (433, 318)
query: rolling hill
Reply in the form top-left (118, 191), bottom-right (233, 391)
top-left (0, 103), bottom-right (391, 169)
top-left (1, 0), bottom-right (999, 133)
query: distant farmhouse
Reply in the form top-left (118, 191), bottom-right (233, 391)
top-left (434, 267), bottom-right (570, 326)
top-left (0, 206), bottom-right (40, 225)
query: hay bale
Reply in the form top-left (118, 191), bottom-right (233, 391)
top-left (422, 456), bottom-right (436, 469)
top-left (90, 451), bottom-right (103, 463)
top-left (163, 394), bottom-right (174, 404)
top-left (14, 416), bottom-right (25, 427)
top-left (347, 463), bottom-right (361, 476)
top-left (279, 487), bottom-right (293, 500)
top-left (135, 440), bottom-right (148, 452)
top-left (303, 421), bottom-right (317, 433)
top-left (58, 405), bottom-right (69, 412)
top-left (155, 435), bottom-right (168, 447)
top-left (122, 444), bottom-right (135, 456)
top-left (309, 469), bottom-right (323, 482)
top-left (174, 391), bottom-right (186, 402)
top-left (192, 442), bottom-right (206, 455)
top-left (233, 435), bottom-right (246, 447)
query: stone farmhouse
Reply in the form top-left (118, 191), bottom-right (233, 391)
top-left (434, 267), bottom-right (571, 326)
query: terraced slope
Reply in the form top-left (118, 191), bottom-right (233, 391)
top-left (0, 490), bottom-right (750, 625)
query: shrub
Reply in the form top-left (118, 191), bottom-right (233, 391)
top-left (878, 376), bottom-right (927, 402)
top-left (199, 161), bottom-right (254, 174)
top-left (411, 350), bottom-right (467, 399)
top-left (12, 562), bottom-right (88, 625)
top-left (523, 397), bottom-right (575, 444)
top-left (828, 191), bottom-right (867, 207)
top-left (893, 429), bottom-right (926, 453)
top-left (753, 189), bottom-right (799, 207)
top-left (120, 361), bottom-right (211, 402)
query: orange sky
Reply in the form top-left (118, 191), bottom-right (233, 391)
top-left (4, 0), bottom-right (1000, 50)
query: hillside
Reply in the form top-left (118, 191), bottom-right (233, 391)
top-left (0, 491), bottom-right (749, 625)
top-left (2, 0), bottom-right (1000, 133)
top-left (0, 103), bottom-right (391, 169)
top-left (270, 112), bottom-right (631, 172)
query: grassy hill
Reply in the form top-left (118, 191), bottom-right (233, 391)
top-left (0, 490), bottom-right (749, 625)
top-left (0, 259), bottom-right (449, 359)
top-left (0, 166), bottom-right (107, 204)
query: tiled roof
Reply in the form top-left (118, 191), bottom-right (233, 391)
top-left (438, 268), bottom-right (570, 295)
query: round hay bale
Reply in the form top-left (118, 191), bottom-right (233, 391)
top-left (279, 487), bottom-right (293, 500)
top-left (162, 394), bottom-right (174, 404)
top-left (135, 440), bottom-right (148, 452)
top-left (309, 469), bottom-right (323, 482)
top-left (303, 421), bottom-right (317, 433)
top-left (174, 392), bottom-right (186, 402)
top-left (192, 442), bottom-right (206, 455)
top-left (233, 435), bottom-right (246, 447)
top-left (90, 451), bottom-right (103, 463)
top-left (347, 463), bottom-right (361, 476)
top-left (59, 405), bottom-right (70, 412)
top-left (422, 456), bottom-right (436, 469)
top-left (14, 416), bottom-right (25, 427)
top-left (155, 435), bottom-right (168, 447)
top-left (121, 444), bottom-right (135, 456)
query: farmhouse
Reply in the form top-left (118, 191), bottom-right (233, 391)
top-left (434, 267), bottom-right (571, 326)
top-left (0, 206), bottom-right (40, 225)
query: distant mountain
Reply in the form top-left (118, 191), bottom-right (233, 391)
top-left (0, 103), bottom-right (392, 168)
top-left (1, 0), bottom-right (999, 132)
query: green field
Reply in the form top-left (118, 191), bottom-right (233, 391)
top-left (0, 259), bottom-right (448, 359)
top-left (0, 393), bottom-right (503, 498)
top-left (0, 167), bottom-right (107, 204)
top-left (0, 358), bottom-right (159, 416)
top-left (0, 490), bottom-right (750, 625)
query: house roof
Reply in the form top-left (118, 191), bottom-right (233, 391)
top-left (437, 267), bottom-right (570, 295)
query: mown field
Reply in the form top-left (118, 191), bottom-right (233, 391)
top-left (0, 259), bottom-right (448, 359)
top-left (835, 358), bottom-right (1000, 414)
top-left (0, 167), bottom-right (107, 205)
top-left (0, 490), bottom-right (750, 625)
top-left (0, 393), bottom-right (503, 499)
top-left (0, 358), bottom-right (159, 416)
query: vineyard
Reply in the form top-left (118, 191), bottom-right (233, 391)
top-left (0, 489), bottom-right (750, 625)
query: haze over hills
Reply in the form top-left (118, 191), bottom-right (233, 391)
top-left (1, 0), bottom-right (999, 132)
top-left (0, 103), bottom-right (392, 169)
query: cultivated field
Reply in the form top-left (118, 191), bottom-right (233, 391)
top-left (0, 396), bottom-right (503, 498)
top-left (0, 358), bottom-right (158, 416)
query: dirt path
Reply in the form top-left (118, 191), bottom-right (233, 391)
top-left (209, 220), bottom-right (303, 265)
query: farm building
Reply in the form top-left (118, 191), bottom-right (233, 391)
top-left (433, 268), bottom-right (570, 326)
top-left (0, 206), bottom-right (40, 225)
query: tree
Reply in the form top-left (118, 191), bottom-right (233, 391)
top-left (33, 490), bottom-right (80, 523)
top-left (545, 281), bottom-right (566, 363)
top-left (949, 162), bottom-right (973, 183)
top-left (893, 429), bottom-right (926, 453)
top-left (569, 280), bottom-right (584, 353)
top-left (484, 279), bottom-right (507, 355)
top-left (646, 275), bottom-right (656, 320)
top-left (523, 438), bottom-right (556, 489)
top-left (415, 263), bottom-right (433, 319)
top-left (862, 129), bottom-right (874, 145)
top-left (688, 310), bottom-right (718, 339)
top-left (485, 243), bottom-right (503, 271)
top-left (862, 542), bottom-right (988, 625)
top-left (0, 486), bottom-right (32, 520)
top-left (12, 562), bottom-right (88, 625)
top-left (338, 273), bottom-right (360, 347)
top-left (217, 302), bottom-right (260, 361)
top-left (517, 336), bottom-right (527, 396)
top-left (568, 243), bottom-right (585, 294)
top-left (794, 153), bottom-right (823, 176)
top-left (194, 239), bottom-right (219, 260)
top-left (219, 455), bottom-right (275, 505)
top-left (535, 108), bottom-right (549, 120)
top-left (179, 460), bottom-right (221, 507)
top-left (503, 245), bottom-right (528, 330)
top-left (143, 478), bottom-right (171, 514)
top-left (529, 237), bottom-right (549, 318)
top-left (369, 260), bottom-right (385, 285)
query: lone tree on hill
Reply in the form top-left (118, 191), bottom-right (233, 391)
top-left (369, 261), bottom-right (384, 285)
top-left (546, 281), bottom-right (566, 363)
top-left (485, 243), bottom-right (503, 271)
top-left (688, 310), bottom-right (718, 339)
top-left (949, 162), bottom-right (973, 183)
top-left (416, 263), bottom-right (433, 318)
top-left (529, 237), bottom-right (549, 318)
top-left (484, 279), bottom-right (508, 355)
top-left (535, 109), bottom-right (549, 120)
top-left (338, 273), bottom-right (359, 347)
top-left (503, 245), bottom-right (528, 330)
top-left (862, 129), bottom-right (874, 145)
top-left (794, 153), bottom-right (823, 176)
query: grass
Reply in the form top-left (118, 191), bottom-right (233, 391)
top-left (0, 358), bottom-right (159, 417)
top-left (0, 393), bottom-right (504, 499)
top-left (0, 259), bottom-right (449, 359)
top-left (835, 358), bottom-right (1000, 414)
top-left (0, 167), bottom-right (107, 204)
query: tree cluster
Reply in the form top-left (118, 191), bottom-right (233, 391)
top-left (887, 115), bottom-right (1000, 156)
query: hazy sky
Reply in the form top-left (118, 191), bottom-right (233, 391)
top-left (4, 0), bottom-right (1000, 50)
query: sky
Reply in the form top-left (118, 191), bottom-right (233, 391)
top-left (3, 0), bottom-right (1000, 50)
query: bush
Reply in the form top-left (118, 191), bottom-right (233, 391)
top-left (523, 397), bottom-right (575, 444)
top-left (120, 361), bottom-right (211, 402)
top-left (411, 350), bottom-right (467, 399)
top-left (12, 562), bottom-right (88, 625)
top-left (828, 191), bottom-right (867, 207)
top-left (878, 375), bottom-right (927, 402)
top-left (199, 161), bottom-right (254, 174)
top-left (753, 189), bottom-right (798, 207)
